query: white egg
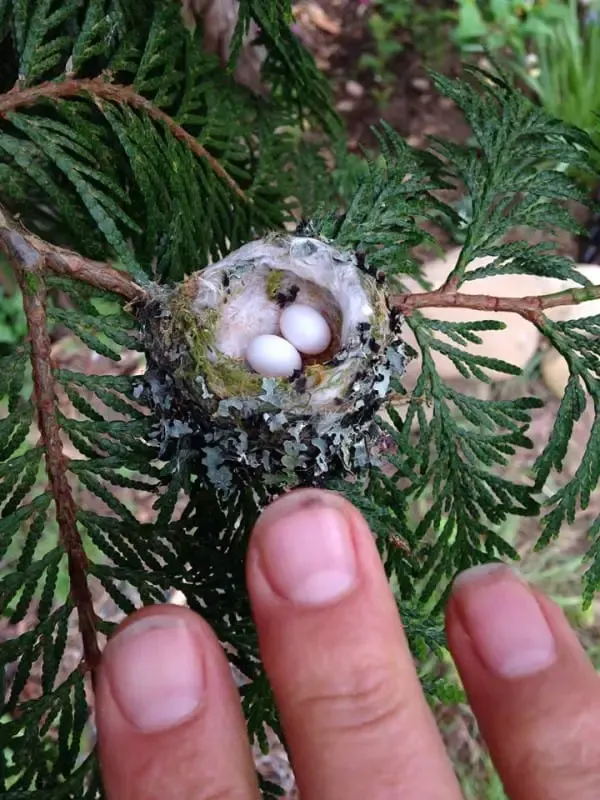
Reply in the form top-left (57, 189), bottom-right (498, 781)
top-left (246, 334), bottom-right (302, 377)
top-left (279, 304), bottom-right (332, 355)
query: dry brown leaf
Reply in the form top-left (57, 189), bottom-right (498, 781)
top-left (294, 2), bottom-right (341, 35)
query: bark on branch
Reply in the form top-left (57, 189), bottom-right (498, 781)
top-left (10, 235), bottom-right (101, 675)
top-left (0, 76), bottom-right (247, 201)
top-left (3, 203), bottom-right (599, 321)
top-left (0, 206), bottom-right (146, 301)
top-left (392, 282), bottom-right (600, 326)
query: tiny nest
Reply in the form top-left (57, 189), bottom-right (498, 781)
top-left (136, 234), bottom-right (407, 495)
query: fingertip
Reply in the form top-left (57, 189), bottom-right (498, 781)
top-left (251, 488), bottom-right (360, 538)
top-left (245, 492), bottom-right (463, 800)
top-left (247, 488), bottom-right (385, 611)
top-left (445, 569), bottom-right (600, 800)
top-left (96, 605), bottom-right (260, 800)
top-left (445, 564), bottom-right (597, 687)
top-left (98, 606), bottom-right (208, 734)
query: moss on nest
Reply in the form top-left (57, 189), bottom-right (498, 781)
top-left (169, 301), bottom-right (262, 398)
top-left (265, 269), bottom-right (285, 300)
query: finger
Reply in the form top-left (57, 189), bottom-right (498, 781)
top-left (246, 488), bottom-right (462, 800)
top-left (96, 605), bottom-right (259, 800)
top-left (446, 564), bottom-right (600, 800)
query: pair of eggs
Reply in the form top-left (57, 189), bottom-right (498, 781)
top-left (246, 304), bottom-right (332, 378)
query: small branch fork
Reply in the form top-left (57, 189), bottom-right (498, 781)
top-left (0, 76), bottom-right (247, 202)
top-left (3, 226), bottom-right (102, 675)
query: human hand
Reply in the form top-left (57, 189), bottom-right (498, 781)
top-left (96, 489), bottom-right (600, 799)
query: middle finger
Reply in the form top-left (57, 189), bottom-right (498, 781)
top-left (246, 489), bottom-right (463, 800)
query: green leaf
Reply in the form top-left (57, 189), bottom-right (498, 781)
top-left (456, 0), bottom-right (488, 40)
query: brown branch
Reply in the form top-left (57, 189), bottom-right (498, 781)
top-left (12, 239), bottom-right (101, 675)
top-left (393, 282), bottom-right (600, 326)
top-left (0, 76), bottom-right (247, 202)
top-left (44, 247), bottom-right (145, 302)
top-left (0, 206), bottom-right (146, 302)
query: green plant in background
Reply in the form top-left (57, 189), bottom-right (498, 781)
top-left (360, 0), bottom-right (410, 107)
top-left (360, 0), bottom-right (451, 107)
top-left (0, 257), bottom-right (26, 354)
top-left (453, 0), bottom-right (567, 57)
top-left (512, 0), bottom-right (600, 172)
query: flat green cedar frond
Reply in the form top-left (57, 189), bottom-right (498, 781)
top-left (313, 123), bottom-right (456, 285)
top-left (388, 311), bottom-right (542, 603)
top-left (13, 0), bottom-right (81, 86)
top-left (0, 269), bottom-right (175, 796)
top-left (430, 67), bottom-right (593, 286)
top-left (583, 514), bottom-right (600, 606)
top-left (7, 110), bottom-right (142, 274)
top-left (234, 0), bottom-right (339, 135)
top-left (1, 0), bottom-right (327, 280)
top-left (366, 69), bottom-right (600, 611)
top-left (462, 241), bottom-right (592, 285)
top-left (529, 314), bottom-right (600, 587)
top-left (0, 132), bottom-right (104, 257)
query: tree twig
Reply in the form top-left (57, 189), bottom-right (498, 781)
top-left (10, 233), bottom-right (101, 676)
top-left (0, 206), bottom-right (146, 301)
top-left (0, 76), bottom-right (247, 202)
top-left (393, 282), bottom-right (600, 326)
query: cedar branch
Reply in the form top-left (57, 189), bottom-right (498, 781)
top-left (0, 205), bottom-right (146, 301)
top-left (7, 228), bottom-right (102, 675)
top-left (393, 282), bottom-right (600, 326)
top-left (0, 76), bottom-right (247, 201)
top-left (3, 201), bottom-right (599, 318)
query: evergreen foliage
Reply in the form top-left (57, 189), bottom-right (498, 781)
top-left (0, 0), bottom-right (341, 280)
top-left (0, 1), bottom-right (599, 797)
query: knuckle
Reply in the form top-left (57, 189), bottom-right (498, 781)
top-left (135, 748), bottom-right (246, 800)
top-left (513, 704), bottom-right (600, 794)
top-left (291, 660), bottom-right (407, 738)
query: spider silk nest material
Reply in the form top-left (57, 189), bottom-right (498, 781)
top-left (137, 234), bottom-right (407, 496)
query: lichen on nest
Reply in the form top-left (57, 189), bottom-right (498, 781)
top-left (136, 234), bottom-right (407, 496)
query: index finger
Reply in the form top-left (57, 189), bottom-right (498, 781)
top-left (246, 489), bottom-right (462, 800)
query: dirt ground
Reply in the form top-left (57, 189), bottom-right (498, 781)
top-left (293, 0), bottom-right (595, 256)
top-left (294, 0), bottom-right (470, 146)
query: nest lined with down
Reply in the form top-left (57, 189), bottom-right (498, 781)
top-left (137, 234), bottom-right (407, 495)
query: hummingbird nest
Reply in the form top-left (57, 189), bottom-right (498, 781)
top-left (137, 234), bottom-right (407, 496)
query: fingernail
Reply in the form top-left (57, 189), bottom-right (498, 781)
top-left (104, 615), bottom-right (205, 732)
top-left (452, 564), bottom-right (557, 679)
top-left (256, 500), bottom-right (357, 606)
